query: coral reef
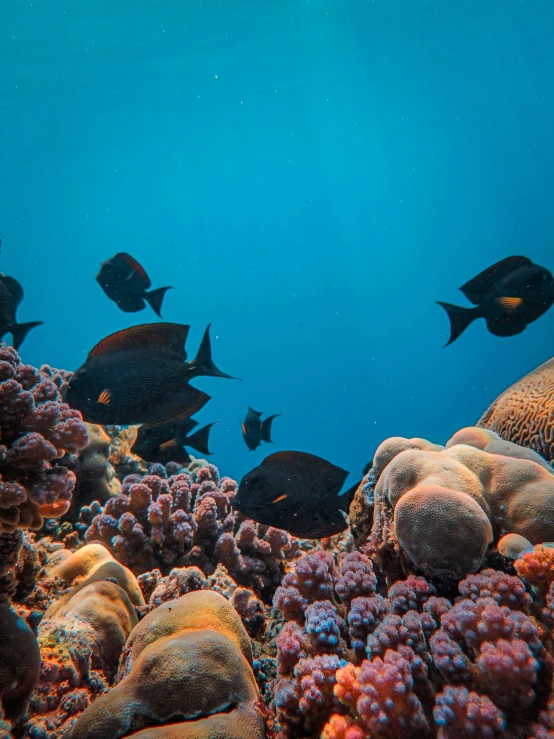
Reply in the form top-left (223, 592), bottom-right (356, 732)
top-left (63, 590), bottom-right (265, 739)
top-left (82, 464), bottom-right (294, 599)
top-left (23, 544), bottom-right (143, 737)
top-left (271, 548), bottom-right (554, 739)
top-left (65, 423), bottom-right (121, 511)
top-left (478, 357), bottom-right (554, 462)
top-left (0, 345), bottom-right (88, 532)
top-left (363, 427), bottom-right (554, 580)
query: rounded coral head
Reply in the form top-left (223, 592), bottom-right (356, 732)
top-left (446, 427), bottom-right (500, 450)
top-left (497, 533), bottom-right (533, 560)
top-left (394, 484), bottom-right (493, 579)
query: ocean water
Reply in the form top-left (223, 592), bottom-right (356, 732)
top-left (1, 0), bottom-right (554, 486)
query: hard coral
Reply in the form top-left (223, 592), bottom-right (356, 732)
top-left (368, 430), bottom-right (554, 580)
top-left (24, 544), bottom-right (142, 737)
top-left (272, 548), bottom-right (553, 739)
top-left (0, 345), bottom-right (88, 532)
top-left (84, 464), bottom-right (292, 599)
top-left (63, 590), bottom-right (265, 739)
top-left (478, 356), bottom-right (554, 462)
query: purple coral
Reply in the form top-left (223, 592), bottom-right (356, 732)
top-left (347, 595), bottom-right (388, 661)
top-left (458, 569), bottom-right (530, 611)
top-left (433, 686), bottom-right (506, 739)
top-left (305, 601), bottom-right (345, 654)
top-left (0, 345), bottom-right (88, 532)
top-left (335, 551), bottom-right (377, 604)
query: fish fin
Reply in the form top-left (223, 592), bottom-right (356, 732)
top-left (12, 321), bottom-right (43, 350)
top-left (159, 387), bottom-right (212, 424)
top-left (459, 256), bottom-right (533, 304)
top-left (189, 324), bottom-right (240, 380)
top-left (1, 275), bottom-right (24, 305)
top-left (176, 417), bottom-right (199, 435)
top-left (248, 406), bottom-right (263, 416)
top-left (271, 494), bottom-right (288, 503)
top-left (144, 287), bottom-right (173, 318)
top-left (496, 296), bottom-right (523, 313)
top-left (262, 451), bottom-right (349, 496)
top-left (182, 422), bottom-right (216, 455)
top-left (115, 253), bottom-right (151, 284)
top-left (159, 439), bottom-right (180, 452)
top-left (436, 302), bottom-right (479, 346)
top-left (339, 478), bottom-right (363, 512)
top-left (97, 389), bottom-right (112, 405)
top-left (486, 314), bottom-right (528, 337)
top-left (261, 414), bottom-right (280, 443)
top-left (88, 323), bottom-right (190, 359)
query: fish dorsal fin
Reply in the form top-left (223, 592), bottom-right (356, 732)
top-left (115, 252), bottom-right (151, 286)
top-left (248, 406), bottom-right (263, 416)
top-left (0, 275), bottom-right (24, 305)
top-left (177, 417), bottom-right (199, 436)
top-left (88, 323), bottom-right (190, 360)
top-left (460, 256), bottom-right (533, 305)
top-left (261, 451), bottom-right (349, 496)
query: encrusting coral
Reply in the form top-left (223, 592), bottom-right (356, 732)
top-left (478, 356), bottom-right (554, 463)
top-left (358, 427), bottom-right (554, 581)
top-left (63, 590), bottom-right (265, 739)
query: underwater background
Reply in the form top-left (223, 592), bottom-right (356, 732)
top-left (2, 0), bottom-right (554, 484)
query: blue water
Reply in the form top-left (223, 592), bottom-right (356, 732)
top-left (1, 0), bottom-right (554, 486)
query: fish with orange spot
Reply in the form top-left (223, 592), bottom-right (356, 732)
top-left (97, 252), bottom-right (172, 317)
top-left (66, 322), bottom-right (239, 425)
top-left (131, 416), bottom-right (216, 465)
top-left (241, 407), bottom-right (280, 451)
top-left (232, 451), bottom-right (358, 538)
top-left (437, 256), bottom-right (554, 345)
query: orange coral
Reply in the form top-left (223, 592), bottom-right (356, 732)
top-left (321, 714), bottom-right (365, 739)
top-left (63, 590), bottom-right (264, 739)
top-left (478, 357), bottom-right (554, 462)
top-left (514, 545), bottom-right (554, 595)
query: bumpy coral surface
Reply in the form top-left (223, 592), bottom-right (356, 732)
top-left (63, 590), bottom-right (265, 739)
top-left (0, 344), bottom-right (88, 532)
top-left (478, 357), bottom-right (554, 462)
top-left (23, 544), bottom-right (142, 737)
top-left (82, 464), bottom-right (293, 598)
top-left (368, 428), bottom-right (554, 579)
top-left (272, 548), bottom-right (554, 739)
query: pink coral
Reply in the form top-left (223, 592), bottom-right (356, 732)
top-left (433, 686), bottom-right (506, 739)
top-left (0, 345), bottom-right (88, 532)
top-left (84, 464), bottom-right (293, 597)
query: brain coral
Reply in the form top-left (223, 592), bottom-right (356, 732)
top-left (62, 590), bottom-right (265, 739)
top-left (478, 356), bottom-right (554, 462)
top-left (369, 429), bottom-right (554, 579)
top-left (0, 344), bottom-right (88, 532)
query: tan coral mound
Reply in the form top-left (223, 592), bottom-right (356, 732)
top-left (478, 357), bottom-right (554, 462)
top-left (62, 590), bottom-right (265, 739)
top-left (46, 543), bottom-right (144, 607)
top-left (370, 428), bottom-right (554, 580)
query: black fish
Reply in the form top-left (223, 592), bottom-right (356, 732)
top-left (241, 407), bottom-right (280, 451)
top-left (437, 256), bottom-right (554, 346)
top-left (66, 323), bottom-right (238, 425)
top-left (131, 417), bottom-right (216, 465)
top-left (232, 451), bottom-right (356, 538)
top-left (0, 274), bottom-right (43, 350)
top-left (97, 252), bottom-right (172, 318)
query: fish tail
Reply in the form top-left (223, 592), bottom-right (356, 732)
top-left (436, 302), bottom-right (479, 346)
top-left (261, 414), bottom-right (280, 443)
top-left (12, 321), bottom-right (43, 350)
top-left (145, 287), bottom-right (172, 318)
top-left (191, 324), bottom-right (241, 380)
top-left (182, 422), bottom-right (216, 455)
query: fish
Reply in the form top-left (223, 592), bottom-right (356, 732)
top-left (241, 407), bottom-right (280, 451)
top-left (0, 274), bottom-right (43, 350)
top-left (96, 252), bottom-right (172, 318)
top-left (131, 416), bottom-right (216, 465)
top-left (66, 322), bottom-right (239, 425)
top-left (437, 256), bottom-right (554, 346)
top-left (232, 451), bottom-right (357, 538)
